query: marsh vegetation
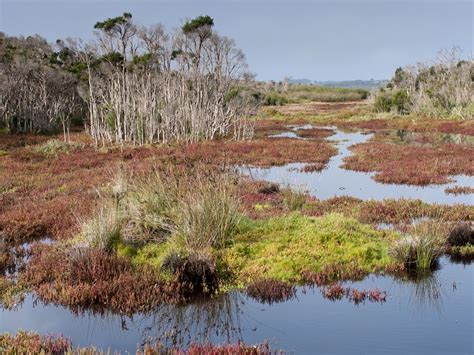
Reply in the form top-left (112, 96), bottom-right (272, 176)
top-left (0, 11), bottom-right (473, 354)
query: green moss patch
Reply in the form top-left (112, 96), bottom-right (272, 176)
top-left (226, 213), bottom-right (392, 283)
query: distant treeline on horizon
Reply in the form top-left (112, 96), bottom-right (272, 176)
top-left (286, 78), bottom-right (388, 90)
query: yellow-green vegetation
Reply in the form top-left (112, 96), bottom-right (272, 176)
top-left (225, 213), bottom-right (392, 283)
top-left (33, 139), bottom-right (84, 157)
top-left (261, 84), bottom-right (368, 105)
top-left (116, 241), bottom-right (173, 269)
top-left (450, 244), bottom-right (474, 257)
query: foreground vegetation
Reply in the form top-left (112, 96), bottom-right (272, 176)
top-left (0, 331), bottom-right (275, 354)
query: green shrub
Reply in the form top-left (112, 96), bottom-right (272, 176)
top-left (374, 91), bottom-right (393, 113)
top-left (262, 93), bottom-right (289, 106)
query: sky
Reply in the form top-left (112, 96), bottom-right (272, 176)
top-left (0, 0), bottom-right (472, 81)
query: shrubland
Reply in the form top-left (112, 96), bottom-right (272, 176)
top-left (256, 82), bottom-right (369, 105)
top-left (372, 49), bottom-right (473, 119)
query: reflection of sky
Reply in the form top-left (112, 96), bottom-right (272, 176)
top-left (243, 130), bottom-right (474, 206)
top-left (1, 259), bottom-right (472, 354)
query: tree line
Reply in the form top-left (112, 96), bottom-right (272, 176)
top-left (0, 14), bottom-right (257, 144)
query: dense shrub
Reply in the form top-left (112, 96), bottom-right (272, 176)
top-left (372, 49), bottom-right (473, 118)
top-left (22, 246), bottom-right (183, 314)
top-left (161, 251), bottom-right (219, 295)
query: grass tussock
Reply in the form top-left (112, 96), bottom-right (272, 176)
top-left (92, 167), bottom-right (241, 253)
top-left (34, 139), bottom-right (85, 157)
top-left (281, 186), bottom-right (308, 211)
top-left (177, 176), bottom-right (241, 250)
top-left (390, 221), bottom-right (445, 270)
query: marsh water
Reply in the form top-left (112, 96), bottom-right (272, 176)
top-left (244, 126), bottom-right (474, 206)
top-left (1, 257), bottom-right (472, 354)
top-left (1, 126), bottom-right (473, 353)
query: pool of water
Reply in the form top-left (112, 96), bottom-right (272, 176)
top-left (1, 258), bottom-right (472, 354)
top-left (242, 127), bottom-right (474, 205)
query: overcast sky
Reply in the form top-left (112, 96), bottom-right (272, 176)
top-left (0, 0), bottom-right (472, 81)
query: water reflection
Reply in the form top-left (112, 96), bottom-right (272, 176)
top-left (142, 293), bottom-right (244, 348)
top-left (1, 257), bottom-right (472, 353)
top-left (393, 269), bottom-right (445, 314)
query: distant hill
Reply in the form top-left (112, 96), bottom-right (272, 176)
top-left (287, 78), bottom-right (388, 90)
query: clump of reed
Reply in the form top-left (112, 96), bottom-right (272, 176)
top-left (72, 165), bottom-right (241, 297)
top-left (390, 221), bottom-right (445, 271)
top-left (78, 206), bottom-right (123, 253)
top-left (281, 185), bottom-right (308, 211)
top-left (78, 166), bottom-right (241, 252)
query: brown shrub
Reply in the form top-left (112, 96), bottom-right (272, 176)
top-left (0, 331), bottom-right (71, 354)
top-left (1, 133), bottom-right (336, 245)
top-left (301, 263), bottom-right (367, 286)
top-left (343, 141), bottom-right (474, 185)
top-left (22, 245), bottom-right (184, 314)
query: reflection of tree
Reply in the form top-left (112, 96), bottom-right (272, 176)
top-left (139, 291), bottom-right (244, 348)
top-left (394, 269), bottom-right (444, 313)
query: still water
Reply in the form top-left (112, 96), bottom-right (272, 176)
top-left (1, 258), bottom-right (472, 354)
top-left (244, 128), bottom-right (474, 206)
